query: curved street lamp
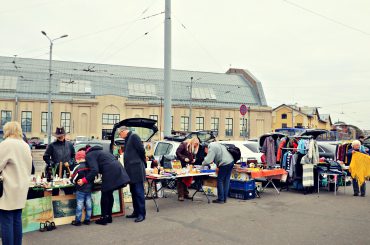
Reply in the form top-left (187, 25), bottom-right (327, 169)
top-left (41, 31), bottom-right (68, 144)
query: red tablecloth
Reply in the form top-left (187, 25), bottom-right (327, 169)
top-left (250, 169), bottom-right (287, 179)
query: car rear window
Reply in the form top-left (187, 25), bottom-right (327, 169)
top-left (154, 142), bottom-right (173, 156)
top-left (243, 143), bottom-right (259, 153)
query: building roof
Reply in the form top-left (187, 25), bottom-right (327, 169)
top-left (0, 56), bottom-right (268, 108)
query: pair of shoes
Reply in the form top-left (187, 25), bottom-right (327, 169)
top-left (134, 216), bottom-right (145, 223)
top-left (126, 213), bottom-right (138, 219)
top-left (360, 194), bottom-right (365, 197)
top-left (95, 217), bottom-right (107, 225)
top-left (178, 196), bottom-right (184, 201)
top-left (83, 220), bottom-right (90, 225)
top-left (354, 193), bottom-right (359, 196)
top-left (212, 199), bottom-right (225, 204)
top-left (71, 220), bottom-right (81, 226)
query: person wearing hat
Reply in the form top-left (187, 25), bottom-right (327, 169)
top-left (43, 127), bottom-right (75, 194)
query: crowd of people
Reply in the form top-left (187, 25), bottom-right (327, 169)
top-left (0, 121), bottom-right (369, 245)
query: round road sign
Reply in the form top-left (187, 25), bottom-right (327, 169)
top-left (240, 104), bottom-right (248, 116)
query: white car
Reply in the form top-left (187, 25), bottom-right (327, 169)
top-left (153, 140), bottom-right (180, 162)
top-left (219, 140), bottom-right (263, 163)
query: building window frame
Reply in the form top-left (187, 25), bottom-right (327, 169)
top-left (281, 113), bottom-right (287, 119)
top-left (1, 110), bottom-right (12, 127)
top-left (21, 111), bottom-right (32, 133)
top-left (225, 118), bottom-right (233, 137)
top-left (240, 118), bottom-right (247, 137)
top-left (41, 112), bottom-right (52, 133)
top-left (282, 123), bottom-right (288, 128)
top-left (149, 115), bottom-right (158, 125)
top-left (196, 117), bottom-right (204, 131)
top-left (180, 116), bottom-right (189, 132)
top-left (60, 112), bottom-right (71, 133)
top-left (102, 113), bottom-right (120, 125)
top-left (211, 117), bottom-right (219, 132)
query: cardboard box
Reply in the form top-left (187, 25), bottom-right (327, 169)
top-left (230, 170), bottom-right (250, 181)
top-left (203, 178), bottom-right (217, 188)
top-left (203, 186), bottom-right (217, 196)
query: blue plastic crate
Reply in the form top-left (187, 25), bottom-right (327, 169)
top-left (230, 179), bottom-right (255, 191)
top-left (229, 189), bottom-right (256, 200)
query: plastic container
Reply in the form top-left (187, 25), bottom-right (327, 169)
top-left (229, 189), bottom-right (256, 200)
top-left (230, 179), bottom-right (255, 191)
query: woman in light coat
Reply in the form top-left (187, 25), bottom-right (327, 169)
top-left (0, 121), bottom-right (32, 245)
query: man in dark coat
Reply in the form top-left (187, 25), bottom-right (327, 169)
top-left (118, 126), bottom-right (146, 223)
top-left (43, 127), bottom-right (75, 195)
top-left (78, 145), bottom-right (130, 225)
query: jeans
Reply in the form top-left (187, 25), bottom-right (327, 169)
top-left (352, 178), bottom-right (366, 196)
top-left (101, 190), bottom-right (114, 218)
top-left (130, 182), bottom-right (146, 217)
top-left (75, 191), bottom-right (92, 222)
top-left (0, 209), bottom-right (22, 245)
top-left (217, 163), bottom-right (234, 202)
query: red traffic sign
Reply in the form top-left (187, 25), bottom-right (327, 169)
top-left (240, 104), bottom-right (248, 116)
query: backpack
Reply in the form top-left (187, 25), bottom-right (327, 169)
top-left (224, 144), bottom-right (241, 163)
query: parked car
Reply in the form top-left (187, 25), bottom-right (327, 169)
top-left (317, 141), bottom-right (337, 160)
top-left (152, 130), bottom-right (217, 163)
top-left (363, 136), bottom-right (370, 150)
top-left (28, 137), bottom-right (47, 149)
top-left (219, 140), bottom-right (264, 163)
top-left (74, 140), bottom-right (111, 153)
top-left (75, 136), bottom-right (89, 144)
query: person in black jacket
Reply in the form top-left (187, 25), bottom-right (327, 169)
top-left (118, 126), bottom-right (147, 223)
top-left (78, 145), bottom-right (130, 225)
top-left (43, 127), bottom-right (75, 195)
top-left (70, 150), bottom-right (93, 226)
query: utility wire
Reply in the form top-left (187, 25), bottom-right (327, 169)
top-left (282, 0), bottom-right (370, 36)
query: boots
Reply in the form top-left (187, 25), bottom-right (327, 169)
top-left (95, 216), bottom-right (108, 225)
top-left (177, 181), bottom-right (184, 201)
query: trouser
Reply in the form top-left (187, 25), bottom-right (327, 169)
top-left (101, 190), bottom-right (114, 218)
top-left (0, 209), bottom-right (22, 245)
top-left (217, 163), bottom-right (235, 202)
top-left (75, 191), bottom-right (92, 222)
top-left (130, 182), bottom-right (146, 217)
top-left (352, 178), bottom-right (366, 196)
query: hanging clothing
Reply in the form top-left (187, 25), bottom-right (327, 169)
top-left (308, 139), bottom-right (319, 164)
top-left (276, 138), bottom-right (287, 163)
top-left (301, 154), bottom-right (314, 187)
top-left (349, 152), bottom-right (370, 187)
top-left (262, 136), bottom-right (276, 168)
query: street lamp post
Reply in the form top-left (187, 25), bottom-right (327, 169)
top-left (41, 31), bottom-right (68, 144)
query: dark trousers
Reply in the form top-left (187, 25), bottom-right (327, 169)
top-left (130, 182), bottom-right (146, 217)
top-left (353, 178), bottom-right (366, 196)
top-left (0, 209), bottom-right (22, 245)
top-left (217, 163), bottom-right (234, 202)
top-left (101, 190), bottom-right (114, 218)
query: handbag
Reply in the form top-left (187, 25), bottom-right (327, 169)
top-left (0, 171), bottom-right (3, 198)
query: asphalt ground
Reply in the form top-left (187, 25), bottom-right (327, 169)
top-left (23, 183), bottom-right (370, 245)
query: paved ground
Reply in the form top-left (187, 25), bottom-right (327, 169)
top-left (23, 184), bottom-right (369, 245)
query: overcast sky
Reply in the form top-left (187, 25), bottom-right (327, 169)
top-left (1, 0), bottom-right (369, 130)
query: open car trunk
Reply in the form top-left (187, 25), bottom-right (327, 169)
top-left (110, 118), bottom-right (158, 153)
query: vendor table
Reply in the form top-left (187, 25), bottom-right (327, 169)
top-left (146, 173), bottom-right (215, 212)
top-left (235, 168), bottom-right (287, 195)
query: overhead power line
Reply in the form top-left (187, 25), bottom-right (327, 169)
top-left (282, 0), bottom-right (370, 36)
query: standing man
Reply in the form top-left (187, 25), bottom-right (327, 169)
top-left (118, 126), bottom-right (146, 223)
top-left (43, 127), bottom-right (75, 194)
top-left (202, 142), bottom-right (234, 204)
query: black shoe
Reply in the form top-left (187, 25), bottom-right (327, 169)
top-left (106, 216), bottom-right (112, 223)
top-left (212, 199), bottom-right (225, 204)
top-left (126, 213), bottom-right (138, 219)
top-left (83, 220), bottom-right (91, 225)
top-left (95, 217), bottom-right (107, 225)
top-left (361, 194), bottom-right (365, 197)
top-left (134, 216), bottom-right (145, 223)
top-left (71, 220), bottom-right (81, 226)
top-left (354, 193), bottom-right (359, 196)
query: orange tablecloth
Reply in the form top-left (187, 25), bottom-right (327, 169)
top-left (250, 169), bottom-right (287, 179)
